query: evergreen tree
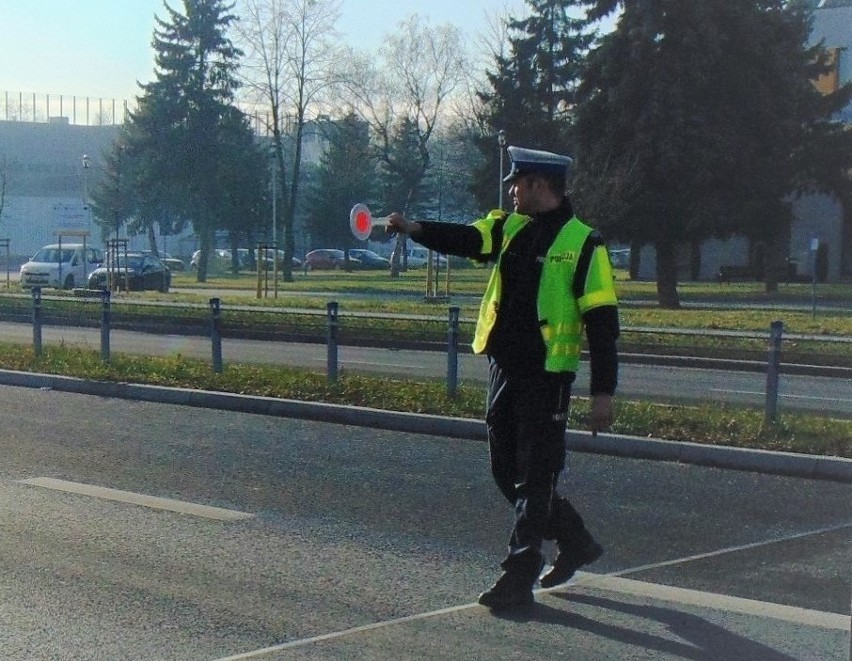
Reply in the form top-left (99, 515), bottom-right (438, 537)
top-left (89, 137), bottom-right (136, 244)
top-left (572, 0), bottom-right (852, 306)
top-left (130, 0), bottom-right (248, 281)
top-left (473, 0), bottom-right (594, 208)
top-left (379, 118), bottom-right (429, 219)
top-left (215, 107), bottom-right (271, 272)
top-left (419, 128), bottom-right (481, 225)
top-left (305, 114), bottom-right (376, 249)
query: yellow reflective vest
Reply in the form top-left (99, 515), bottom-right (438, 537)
top-left (470, 210), bottom-right (618, 372)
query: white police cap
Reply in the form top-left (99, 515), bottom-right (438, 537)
top-left (503, 146), bottom-right (573, 182)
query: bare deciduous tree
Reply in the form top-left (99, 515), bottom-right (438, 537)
top-left (236, 0), bottom-right (344, 280)
top-left (343, 14), bottom-right (468, 273)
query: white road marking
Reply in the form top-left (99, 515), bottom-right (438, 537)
top-left (311, 356), bottom-right (429, 370)
top-left (210, 521), bottom-right (852, 660)
top-left (18, 477), bottom-right (254, 521)
top-left (608, 521), bottom-right (852, 579)
top-left (710, 388), bottom-right (852, 403)
top-left (210, 602), bottom-right (478, 660)
top-left (562, 572), bottom-right (849, 631)
top-left (344, 360), bottom-right (429, 370)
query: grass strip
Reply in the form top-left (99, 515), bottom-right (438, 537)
top-left (4, 343), bottom-right (848, 459)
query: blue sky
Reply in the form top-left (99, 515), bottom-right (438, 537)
top-left (0, 0), bottom-right (530, 102)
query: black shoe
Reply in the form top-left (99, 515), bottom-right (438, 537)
top-left (539, 540), bottom-right (604, 588)
top-left (477, 572), bottom-right (535, 611)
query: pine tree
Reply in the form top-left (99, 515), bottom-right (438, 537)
top-left (306, 114), bottom-right (376, 249)
top-left (473, 0), bottom-right (594, 208)
top-left (129, 0), bottom-right (251, 282)
top-left (572, 0), bottom-right (852, 306)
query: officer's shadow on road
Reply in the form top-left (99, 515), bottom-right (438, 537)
top-left (492, 592), bottom-right (799, 661)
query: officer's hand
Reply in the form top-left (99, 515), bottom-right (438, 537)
top-left (387, 213), bottom-right (420, 237)
top-left (589, 394), bottom-right (614, 435)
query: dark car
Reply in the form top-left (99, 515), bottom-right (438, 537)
top-left (88, 253), bottom-right (171, 292)
top-left (255, 248), bottom-right (302, 270)
top-left (349, 249), bottom-right (391, 270)
top-left (141, 250), bottom-right (186, 272)
top-left (303, 249), bottom-right (359, 271)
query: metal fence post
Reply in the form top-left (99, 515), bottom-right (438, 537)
top-left (447, 306), bottom-right (460, 398)
top-left (32, 287), bottom-right (42, 357)
top-left (327, 301), bottom-right (339, 382)
top-left (765, 320), bottom-right (783, 424)
top-left (100, 289), bottom-right (111, 362)
top-left (210, 297), bottom-right (223, 374)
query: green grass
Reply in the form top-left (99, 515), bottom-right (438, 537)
top-left (2, 274), bottom-right (849, 458)
top-left (171, 267), bottom-right (852, 303)
top-left (170, 269), bottom-right (852, 327)
top-left (3, 343), bottom-right (849, 459)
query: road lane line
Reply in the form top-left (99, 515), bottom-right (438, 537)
top-left (18, 477), bottom-right (254, 521)
top-left (211, 576), bottom-right (848, 660)
top-left (562, 573), bottom-right (850, 631)
top-left (210, 523), bottom-right (852, 660)
top-left (344, 360), bottom-right (429, 370)
top-left (710, 388), bottom-right (852, 403)
top-left (606, 520), bottom-right (852, 580)
top-left (210, 602), bottom-right (478, 660)
top-left (310, 356), bottom-right (430, 370)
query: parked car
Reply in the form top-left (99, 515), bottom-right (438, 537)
top-left (141, 250), bottom-right (185, 272)
top-left (349, 249), bottom-right (391, 270)
top-left (609, 248), bottom-right (630, 270)
top-left (87, 252), bottom-right (171, 292)
top-left (303, 249), bottom-right (359, 271)
top-left (20, 243), bottom-right (104, 290)
top-left (390, 245), bottom-right (447, 269)
top-left (190, 249), bottom-right (231, 272)
top-left (256, 248), bottom-right (302, 270)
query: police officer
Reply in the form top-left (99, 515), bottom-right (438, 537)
top-left (387, 146), bottom-right (619, 611)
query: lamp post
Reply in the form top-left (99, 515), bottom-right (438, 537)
top-left (497, 130), bottom-right (506, 210)
top-left (81, 153), bottom-right (90, 229)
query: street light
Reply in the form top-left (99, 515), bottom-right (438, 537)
top-left (81, 153), bottom-right (91, 230)
top-left (497, 130), bottom-right (506, 210)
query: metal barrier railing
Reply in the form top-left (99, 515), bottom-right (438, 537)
top-left (16, 290), bottom-right (846, 414)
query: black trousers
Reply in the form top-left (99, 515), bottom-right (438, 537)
top-left (485, 358), bottom-right (593, 580)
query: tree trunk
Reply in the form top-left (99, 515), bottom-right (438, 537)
top-left (629, 239), bottom-right (641, 281)
top-left (389, 234), bottom-right (404, 278)
top-left (196, 227), bottom-right (212, 283)
top-left (763, 228), bottom-right (789, 294)
top-left (690, 240), bottom-right (701, 281)
top-left (655, 239), bottom-right (681, 308)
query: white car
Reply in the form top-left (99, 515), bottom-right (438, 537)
top-left (20, 243), bottom-right (104, 289)
top-left (189, 249), bottom-right (232, 272)
top-left (391, 246), bottom-right (448, 269)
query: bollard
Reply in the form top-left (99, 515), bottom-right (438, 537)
top-left (32, 287), bottom-right (42, 357)
top-left (327, 301), bottom-right (339, 382)
top-left (447, 306), bottom-right (460, 398)
top-left (100, 289), bottom-right (111, 362)
top-left (765, 320), bottom-right (783, 424)
top-left (210, 297), bottom-right (223, 374)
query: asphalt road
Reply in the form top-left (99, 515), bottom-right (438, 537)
top-left (1, 320), bottom-right (849, 417)
top-left (0, 386), bottom-right (849, 660)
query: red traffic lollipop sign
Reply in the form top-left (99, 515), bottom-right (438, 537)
top-left (350, 203), bottom-right (373, 241)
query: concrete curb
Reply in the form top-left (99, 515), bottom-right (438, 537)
top-left (2, 368), bottom-right (849, 484)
